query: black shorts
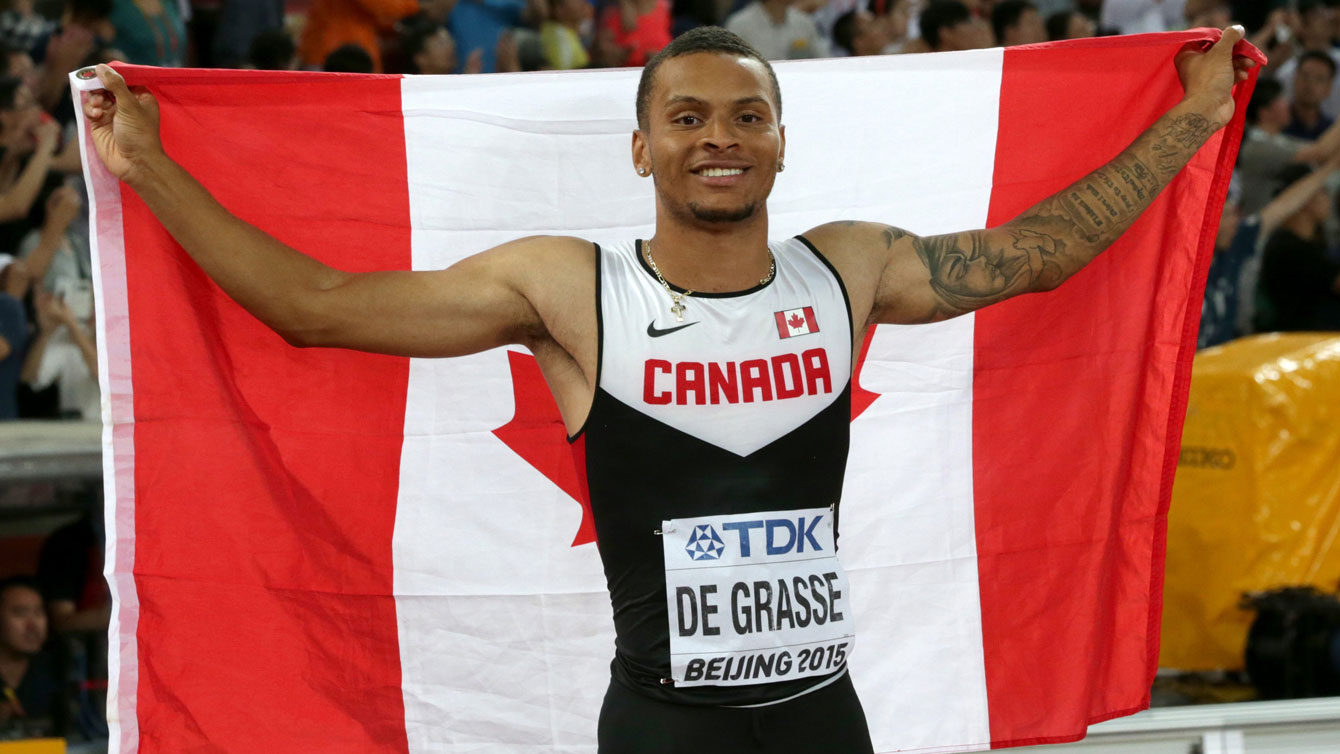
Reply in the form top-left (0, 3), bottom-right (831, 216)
top-left (597, 671), bottom-right (876, 754)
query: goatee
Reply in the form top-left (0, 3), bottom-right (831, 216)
top-left (688, 202), bottom-right (757, 223)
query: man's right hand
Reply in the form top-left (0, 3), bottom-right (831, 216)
top-left (83, 64), bottom-right (164, 186)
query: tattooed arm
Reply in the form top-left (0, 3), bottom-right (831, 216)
top-left (807, 26), bottom-right (1257, 328)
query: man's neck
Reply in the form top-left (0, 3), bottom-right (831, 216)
top-left (649, 208), bottom-right (773, 294)
top-left (760, 0), bottom-right (789, 24)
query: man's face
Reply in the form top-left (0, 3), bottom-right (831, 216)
top-left (1065, 12), bottom-right (1095, 40)
top-left (1294, 58), bottom-right (1335, 111)
top-left (940, 19), bottom-right (990, 51)
top-left (1005, 8), bottom-right (1046, 46)
top-left (0, 586), bottom-right (46, 656)
top-left (852, 11), bottom-right (893, 56)
top-left (416, 29), bottom-right (457, 75)
top-left (633, 53), bottom-right (784, 226)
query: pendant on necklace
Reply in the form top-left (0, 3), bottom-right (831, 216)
top-left (670, 299), bottom-right (686, 322)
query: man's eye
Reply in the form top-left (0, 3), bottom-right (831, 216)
top-left (740, 113), bottom-right (761, 123)
top-left (675, 115), bottom-right (700, 125)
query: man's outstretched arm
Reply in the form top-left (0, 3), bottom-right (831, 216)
top-left (810, 26), bottom-right (1257, 327)
top-left (82, 65), bottom-right (588, 358)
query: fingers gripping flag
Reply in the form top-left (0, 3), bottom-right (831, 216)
top-left (75, 33), bottom-right (1259, 754)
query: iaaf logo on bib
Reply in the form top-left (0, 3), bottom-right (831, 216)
top-left (684, 515), bottom-right (825, 561)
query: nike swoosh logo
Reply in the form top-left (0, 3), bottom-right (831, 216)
top-left (647, 321), bottom-right (698, 338)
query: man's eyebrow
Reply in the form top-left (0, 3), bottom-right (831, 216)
top-left (663, 95), bottom-right (773, 109)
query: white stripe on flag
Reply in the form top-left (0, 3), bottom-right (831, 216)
top-left (395, 49), bottom-right (1002, 752)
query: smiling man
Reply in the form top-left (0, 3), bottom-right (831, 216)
top-left (83, 25), bottom-right (1254, 753)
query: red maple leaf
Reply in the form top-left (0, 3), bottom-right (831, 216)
top-left (788, 313), bottom-right (805, 329)
top-left (493, 330), bottom-right (882, 547)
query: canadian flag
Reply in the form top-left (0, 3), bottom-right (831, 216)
top-left (775, 306), bottom-right (819, 338)
top-left (75, 32), bottom-right (1259, 754)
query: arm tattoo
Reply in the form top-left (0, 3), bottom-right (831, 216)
top-left (908, 106), bottom-right (1213, 318)
top-left (913, 228), bottom-right (1065, 315)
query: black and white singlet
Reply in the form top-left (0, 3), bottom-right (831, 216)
top-left (570, 237), bottom-right (857, 707)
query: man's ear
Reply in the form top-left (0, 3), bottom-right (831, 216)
top-left (632, 129), bottom-right (651, 175)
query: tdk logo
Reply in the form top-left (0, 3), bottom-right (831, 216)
top-left (685, 525), bottom-right (725, 560)
top-left (685, 516), bottom-right (826, 561)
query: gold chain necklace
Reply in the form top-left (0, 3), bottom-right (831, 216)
top-left (644, 239), bottom-right (776, 322)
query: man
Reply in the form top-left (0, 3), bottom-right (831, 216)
top-left (1198, 157), bottom-right (1340, 349)
top-left (991, 0), bottom-right (1046, 47)
top-left (1273, 0), bottom-right (1340, 120)
top-left (724, 0), bottom-right (828, 61)
top-left (1257, 162), bottom-right (1340, 332)
top-left (832, 7), bottom-right (893, 56)
top-left (82, 24), bottom-right (1253, 750)
top-left (0, 576), bottom-right (62, 739)
top-left (1044, 8), bottom-right (1095, 41)
top-left (1237, 77), bottom-right (1340, 216)
top-left (1285, 50), bottom-right (1337, 141)
top-left (919, 0), bottom-right (990, 52)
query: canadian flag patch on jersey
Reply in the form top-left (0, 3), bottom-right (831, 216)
top-left (775, 307), bottom-right (819, 339)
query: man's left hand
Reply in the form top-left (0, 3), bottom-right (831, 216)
top-left (1177, 25), bottom-right (1258, 129)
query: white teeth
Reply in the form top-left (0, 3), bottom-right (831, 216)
top-left (700, 168), bottom-right (744, 177)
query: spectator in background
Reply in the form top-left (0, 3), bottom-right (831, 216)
top-left (0, 256), bottom-right (28, 420)
top-left (300, 0), bottom-right (418, 72)
top-left (724, 0), bottom-right (828, 61)
top-left (918, 0), bottom-right (990, 52)
top-left (20, 182), bottom-right (86, 295)
top-left (1257, 162), bottom-right (1340, 332)
top-left (211, 0), bottom-right (283, 69)
top-left (833, 7), bottom-right (895, 57)
top-left (33, 0), bottom-right (114, 117)
top-left (600, 0), bottom-right (671, 67)
top-left (992, 0), bottom-right (1044, 47)
top-left (0, 577), bottom-right (61, 739)
top-left (402, 20), bottom-right (464, 73)
top-left (109, 0), bottom-right (184, 66)
top-left (247, 28), bottom-right (297, 70)
top-left (1238, 77), bottom-right (1340, 216)
top-left (0, 77), bottom-right (61, 224)
top-left (1099, 0), bottom-right (1184, 35)
top-left (36, 513), bottom-right (108, 634)
top-left (21, 290), bottom-right (97, 419)
top-left (0, 0), bottom-right (57, 56)
top-left (540, 0), bottom-right (590, 69)
top-left (1044, 8), bottom-right (1094, 41)
top-left (1200, 159), bottom-right (1340, 348)
top-left (449, 0), bottom-right (545, 74)
top-left (1274, 0), bottom-right (1340, 120)
top-left (323, 41), bottom-right (375, 71)
top-left (1285, 50), bottom-right (1337, 141)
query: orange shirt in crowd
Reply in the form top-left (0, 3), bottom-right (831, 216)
top-left (298, 0), bottom-right (419, 71)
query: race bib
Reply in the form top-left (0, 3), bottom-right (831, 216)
top-left (661, 506), bottom-right (854, 687)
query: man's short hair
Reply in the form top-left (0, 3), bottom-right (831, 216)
top-left (991, 0), bottom-right (1034, 44)
top-left (67, 0), bottom-right (113, 23)
top-left (920, 0), bottom-right (971, 50)
top-left (400, 21), bottom-right (439, 74)
top-left (248, 29), bottom-right (295, 71)
top-left (636, 26), bottom-right (780, 131)
top-left (1297, 50), bottom-right (1338, 80)
top-left (1246, 77), bottom-right (1284, 124)
top-left (324, 43), bottom-right (374, 73)
top-left (833, 10), bottom-right (860, 55)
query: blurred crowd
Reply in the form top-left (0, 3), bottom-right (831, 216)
top-left (3, 1), bottom-right (1340, 740)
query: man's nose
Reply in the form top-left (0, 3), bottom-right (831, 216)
top-left (700, 117), bottom-right (739, 150)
